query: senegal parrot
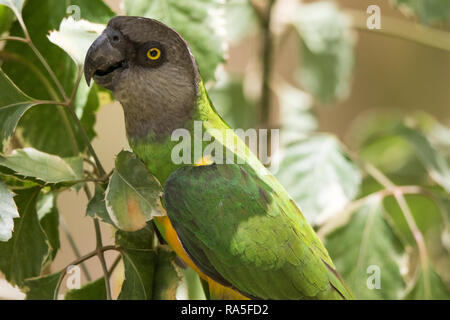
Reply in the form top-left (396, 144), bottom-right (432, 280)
top-left (84, 16), bottom-right (354, 300)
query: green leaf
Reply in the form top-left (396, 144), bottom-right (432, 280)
top-left (397, 125), bottom-right (450, 192)
top-left (78, 84), bottom-right (102, 141)
top-left (152, 246), bottom-right (182, 300)
top-left (86, 185), bottom-right (114, 225)
top-left (0, 180), bottom-right (19, 241)
top-left (351, 112), bottom-right (429, 182)
top-left (106, 151), bottom-right (164, 232)
top-left (115, 222), bottom-right (154, 249)
top-left (393, 0), bottom-right (450, 25)
top-left (383, 194), bottom-right (445, 247)
top-left (277, 83), bottom-right (317, 145)
top-left (360, 134), bottom-right (419, 178)
top-left (0, 0), bottom-right (25, 14)
top-left (48, 17), bottom-right (105, 66)
top-left (115, 226), bottom-right (182, 300)
top-left (23, 271), bottom-right (63, 300)
top-left (0, 5), bottom-right (15, 35)
top-left (3, 0), bottom-right (114, 157)
top-left (36, 191), bottom-right (59, 261)
top-left (0, 170), bottom-right (40, 189)
top-left (404, 263), bottom-right (450, 299)
top-left (119, 249), bottom-right (156, 300)
top-left (226, 0), bottom-right (259, 43)
top-left (116, 225), bottom-right (156, 300)
top-left (276, 134), bottom-right (361, 224)
top-left (293, 1), bottom-right (355, 103)
top-left (208, 75), bottom-right (255, 129)
top-left (0, 69), bottom-right (38, 148)
top-left (414, 112), bottom-right (450, 158)
top-left (323, 195), bottom-right (406, 299)
top-left (383, 193), bottom-right (449, 284)
top-left (0, 148), bottom-right (83, 184)
top-left (0, 188), bottom-right (49, 286)
top-left (125, 0), bottom-right (227, 82)
top-left (179, 267), bottom-right (207, 300)
top-left (65, 277), bottom-right (106, 300)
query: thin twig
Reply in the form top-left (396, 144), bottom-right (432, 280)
top-left (33, 100), bottom-right (66, 106)
top-left (69, 68), bottom-right (83, 105)
top-left (356, 160), bottom-right (430, 284)
top-left (0, 50), bottom-right (57, 100)
top-left (83, 157), bottom-right (97, 169)
top-left (0, 50), bottom-right (79, 154)
top-left (63, 68), bottom-right (107, 177)
top-left (9, 4), bottom-right (114, 301)
top-left (84, 184), bottom-right (112, 300)
top-left (66, 105), bottom-right (106, 176)
top-left (53, 245), bottom-right (119, 300)
top-left (6, 7), bottom-right (106, 176)
top-left (0, 36), bottom-right (28, 43)
top-left (26, 39), bottom-right (69, 102)
top-left (12, 7), bottom-right (30, 40)
top-left (318, 184), bottom-right (439, 238)
top-left (342, 142), bottom-right (430, 284)
top-left (347, 9), bottom-right (450, 52)
top-left (57, 106), bottom-right (81, 154)
top-left (1, 27), bottom-right (80, 154)
top-left (107, 255), bottom-right (122, 278)
top-left (93, 218), bottom-right (112, 300)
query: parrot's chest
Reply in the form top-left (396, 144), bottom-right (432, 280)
top-left (129, 121), bottom-right (217, 184)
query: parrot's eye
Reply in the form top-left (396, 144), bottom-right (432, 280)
top-left (137, 41), bottom-right (165, 67)
top-left (147, 48), bottom-right (161, 60)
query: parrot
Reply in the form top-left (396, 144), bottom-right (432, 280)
top-left (84, 16), bottom-right (354, 300)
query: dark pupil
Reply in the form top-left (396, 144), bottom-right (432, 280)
top-left (150, 49), bottom-right (158, 57)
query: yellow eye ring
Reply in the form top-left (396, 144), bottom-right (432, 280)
top-left (147, 47), bottom-right (161, 60)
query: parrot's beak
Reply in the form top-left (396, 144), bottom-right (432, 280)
top-left (84, 32), bottom-right (126, 88)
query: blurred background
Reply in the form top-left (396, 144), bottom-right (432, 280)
top-left (1, 0), bottom-right (449, 299)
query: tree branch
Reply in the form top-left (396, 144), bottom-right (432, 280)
top-left (0, 36), bottom-right (28, 43)
top-left (84, 184), bottom-right (112, 301)
top-left (347, 9), bottom-right (450, 52)
top-left (93, 218), bottom-right (112, 300)
top-left (107, 254), bottom-right (122, 278)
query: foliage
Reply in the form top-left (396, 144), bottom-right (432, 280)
top-left (292, 1), bottom-right (355, 103)
top-left (393, 0), bottom-right (450, 25)
top-left (0, 0), bottom-right (449, 300)
top-left (105, 151), bottom-right (164, 232)
top-left (124, 0), bottom-right (227, 83)
top-left (0, 181), bottom-right (18, 241)
top-left (276, 134), bottom-right (361, 225)
top-left (322, 195), bottom-right (406, 299)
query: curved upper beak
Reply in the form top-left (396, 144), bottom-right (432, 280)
top-left (84, 31), bottom-right (125, 86)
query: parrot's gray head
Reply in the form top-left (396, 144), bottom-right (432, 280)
top-left (84, 16), bottom-right (200, 140)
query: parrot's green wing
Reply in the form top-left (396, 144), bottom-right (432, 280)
top-left (163, 163), bottom-right (353, 300)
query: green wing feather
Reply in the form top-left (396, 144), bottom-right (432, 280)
top-left (163, 163), bottom-right (354, 300)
